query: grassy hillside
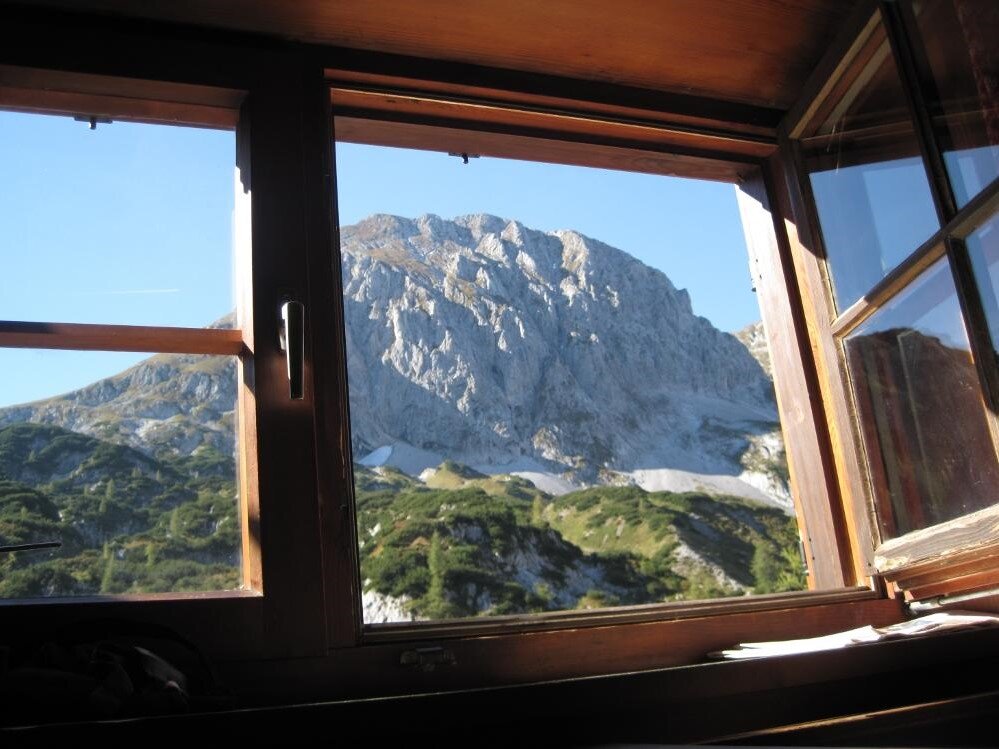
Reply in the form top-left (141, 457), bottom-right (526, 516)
top-left (0, 422), bottom-right (240, 598)
top-left (356, 462), bottom-right (806, 619)
top-left (0, 427), bottom-right (804, 613)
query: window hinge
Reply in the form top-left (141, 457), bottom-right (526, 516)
top-left (908, 585), bottom-right (999, 614)
top-left (400, 646), bottom-right (457, 672)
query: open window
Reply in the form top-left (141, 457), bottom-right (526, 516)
top-left (782, 0), bottom-right (999, 605)
top-left (314, 56), bottom-right (898, 652)
top-left (0, 6), bottom-right (934, 695)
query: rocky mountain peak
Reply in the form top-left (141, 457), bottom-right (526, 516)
top-left (340, 214), bottom-right (781, 496)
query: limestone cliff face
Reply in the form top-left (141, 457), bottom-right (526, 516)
top-left (341, 214), bottom-right (778, 487)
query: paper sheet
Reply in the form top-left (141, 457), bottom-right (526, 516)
top-left (710, 611), bottom-right (999, 660)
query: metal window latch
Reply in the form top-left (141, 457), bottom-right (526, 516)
top-left (278, 299), bottom-right (305, 400)
top-left (400, 646), bottom-right (457, 672)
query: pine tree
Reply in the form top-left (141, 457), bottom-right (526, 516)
top-left (427, 530), bottom-right (446, 618)
top-left (100, 546), bottom-right (116, 593)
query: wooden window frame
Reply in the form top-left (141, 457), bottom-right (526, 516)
top-left (780, 0), bottom-right (999, 603)
top-left (0, 6), bottom-right (912, 699)
top-left (318, 56), bottom-right (886, 645)
top-left (0, 17), bottom-right (333, 662)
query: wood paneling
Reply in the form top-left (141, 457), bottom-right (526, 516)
top-left (23, 0), bottom-right (862, 109)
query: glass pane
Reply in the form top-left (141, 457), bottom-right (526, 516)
top-left (0, 110), bottom-right (235, 328)
top-left (800, 17), bottom-right (939, 311)
top-left (337, 142), bottom-right (808, 625)
top-left (845, 257), bottom-right (999, 538)
top-left (906, 0), bottom-right (999, 208)
top-left (0, 349), bottom-right (241, 598)
top-left (967, 210), bottom-right (999, 354)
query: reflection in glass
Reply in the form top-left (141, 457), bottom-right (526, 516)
top-left (800, 17), bottom-right (939, 311)
top-left (0, 350), bottom-right (241, 598)
top-left (845, 258), bottom-right (999, 538)
top-left (906, 0), bottom-right (999, 207)
top-left (967, 211), bottom-right (999, 355)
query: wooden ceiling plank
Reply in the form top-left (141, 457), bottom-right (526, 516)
top-left (20, 0), bottom-right (863, 110)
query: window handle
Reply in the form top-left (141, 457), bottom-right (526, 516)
top-left (278, 299), bottom-right (305, 400)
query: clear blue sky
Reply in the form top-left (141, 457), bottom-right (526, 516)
top-left (0, 111), bottom-right (759, 407)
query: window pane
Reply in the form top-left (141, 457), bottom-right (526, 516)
top-left (967, 210), bottom-right (999, 354)
top-left (800, 17), bottom-right (939, 311)
top-left (0, 349), bottom-right (241, 598)
top-left (0, 111), bottom-right (235, 328)
top-left (337, 143), bottom-right (807, 625)
top-left (906, 0), bottom-right (999, 208)
top-left (845, 257), bottom-right (999, 539)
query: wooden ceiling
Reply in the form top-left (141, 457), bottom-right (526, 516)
top-left (22, 0), bottom-right (863, 109)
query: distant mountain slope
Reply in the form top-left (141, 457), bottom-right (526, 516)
top-left (0, 214), bottom-right (803, 609)
top-left (341, 214), bottom-right (785, 503)
top-left (0, 353), bottom-right (236, 462)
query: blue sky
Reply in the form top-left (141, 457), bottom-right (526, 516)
top-left (0, 111), bottom-right (758, 406)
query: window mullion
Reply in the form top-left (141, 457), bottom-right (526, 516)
top-left (946, 236), bottom-right (999, 460)
top-left (880, 0), bottom-right (958, 222)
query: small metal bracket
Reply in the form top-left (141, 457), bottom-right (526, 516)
top-left (73, 115), bottom-right (112, 130)
top-left (400, 646), bottom-right (456, 672)
top-left (448, 152), bottom-right (480, 165)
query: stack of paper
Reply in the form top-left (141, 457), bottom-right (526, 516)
top-left (711, 611), bottom-right (999, 660)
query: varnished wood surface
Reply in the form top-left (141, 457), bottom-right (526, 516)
top-left (829, 236), bottom-right (948, 337)
top-left (330, 86), bottom-right (775, 157)
top-left (775, 131), bottom-right (879, 583)
top-left (334, 115), bottom-right (755, 183)
top-left (224, 596), bottom-right (903, 702)
top-left (786, 2), bottom-right (881, 138)
top-left (362, 589), bottom-right (880, 643)
top-left (0, 321), bottom-right (245, 355)
top-left (10, 625), bottom-right (999, 744)
top-left (23, 0), bottom-right (863, 109)
top-left (716, 688), bottom-right (999, 745)
top-left (304, 66), bottom-right (363, 649)
top-left (736, 166), bottom-right (851, 589)
top-left (0, 64), bottom-right (242, 127)
top-left (243, 56), bottom-right (331, 658)
top-left (328, 59), bottom-right (780, 135)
